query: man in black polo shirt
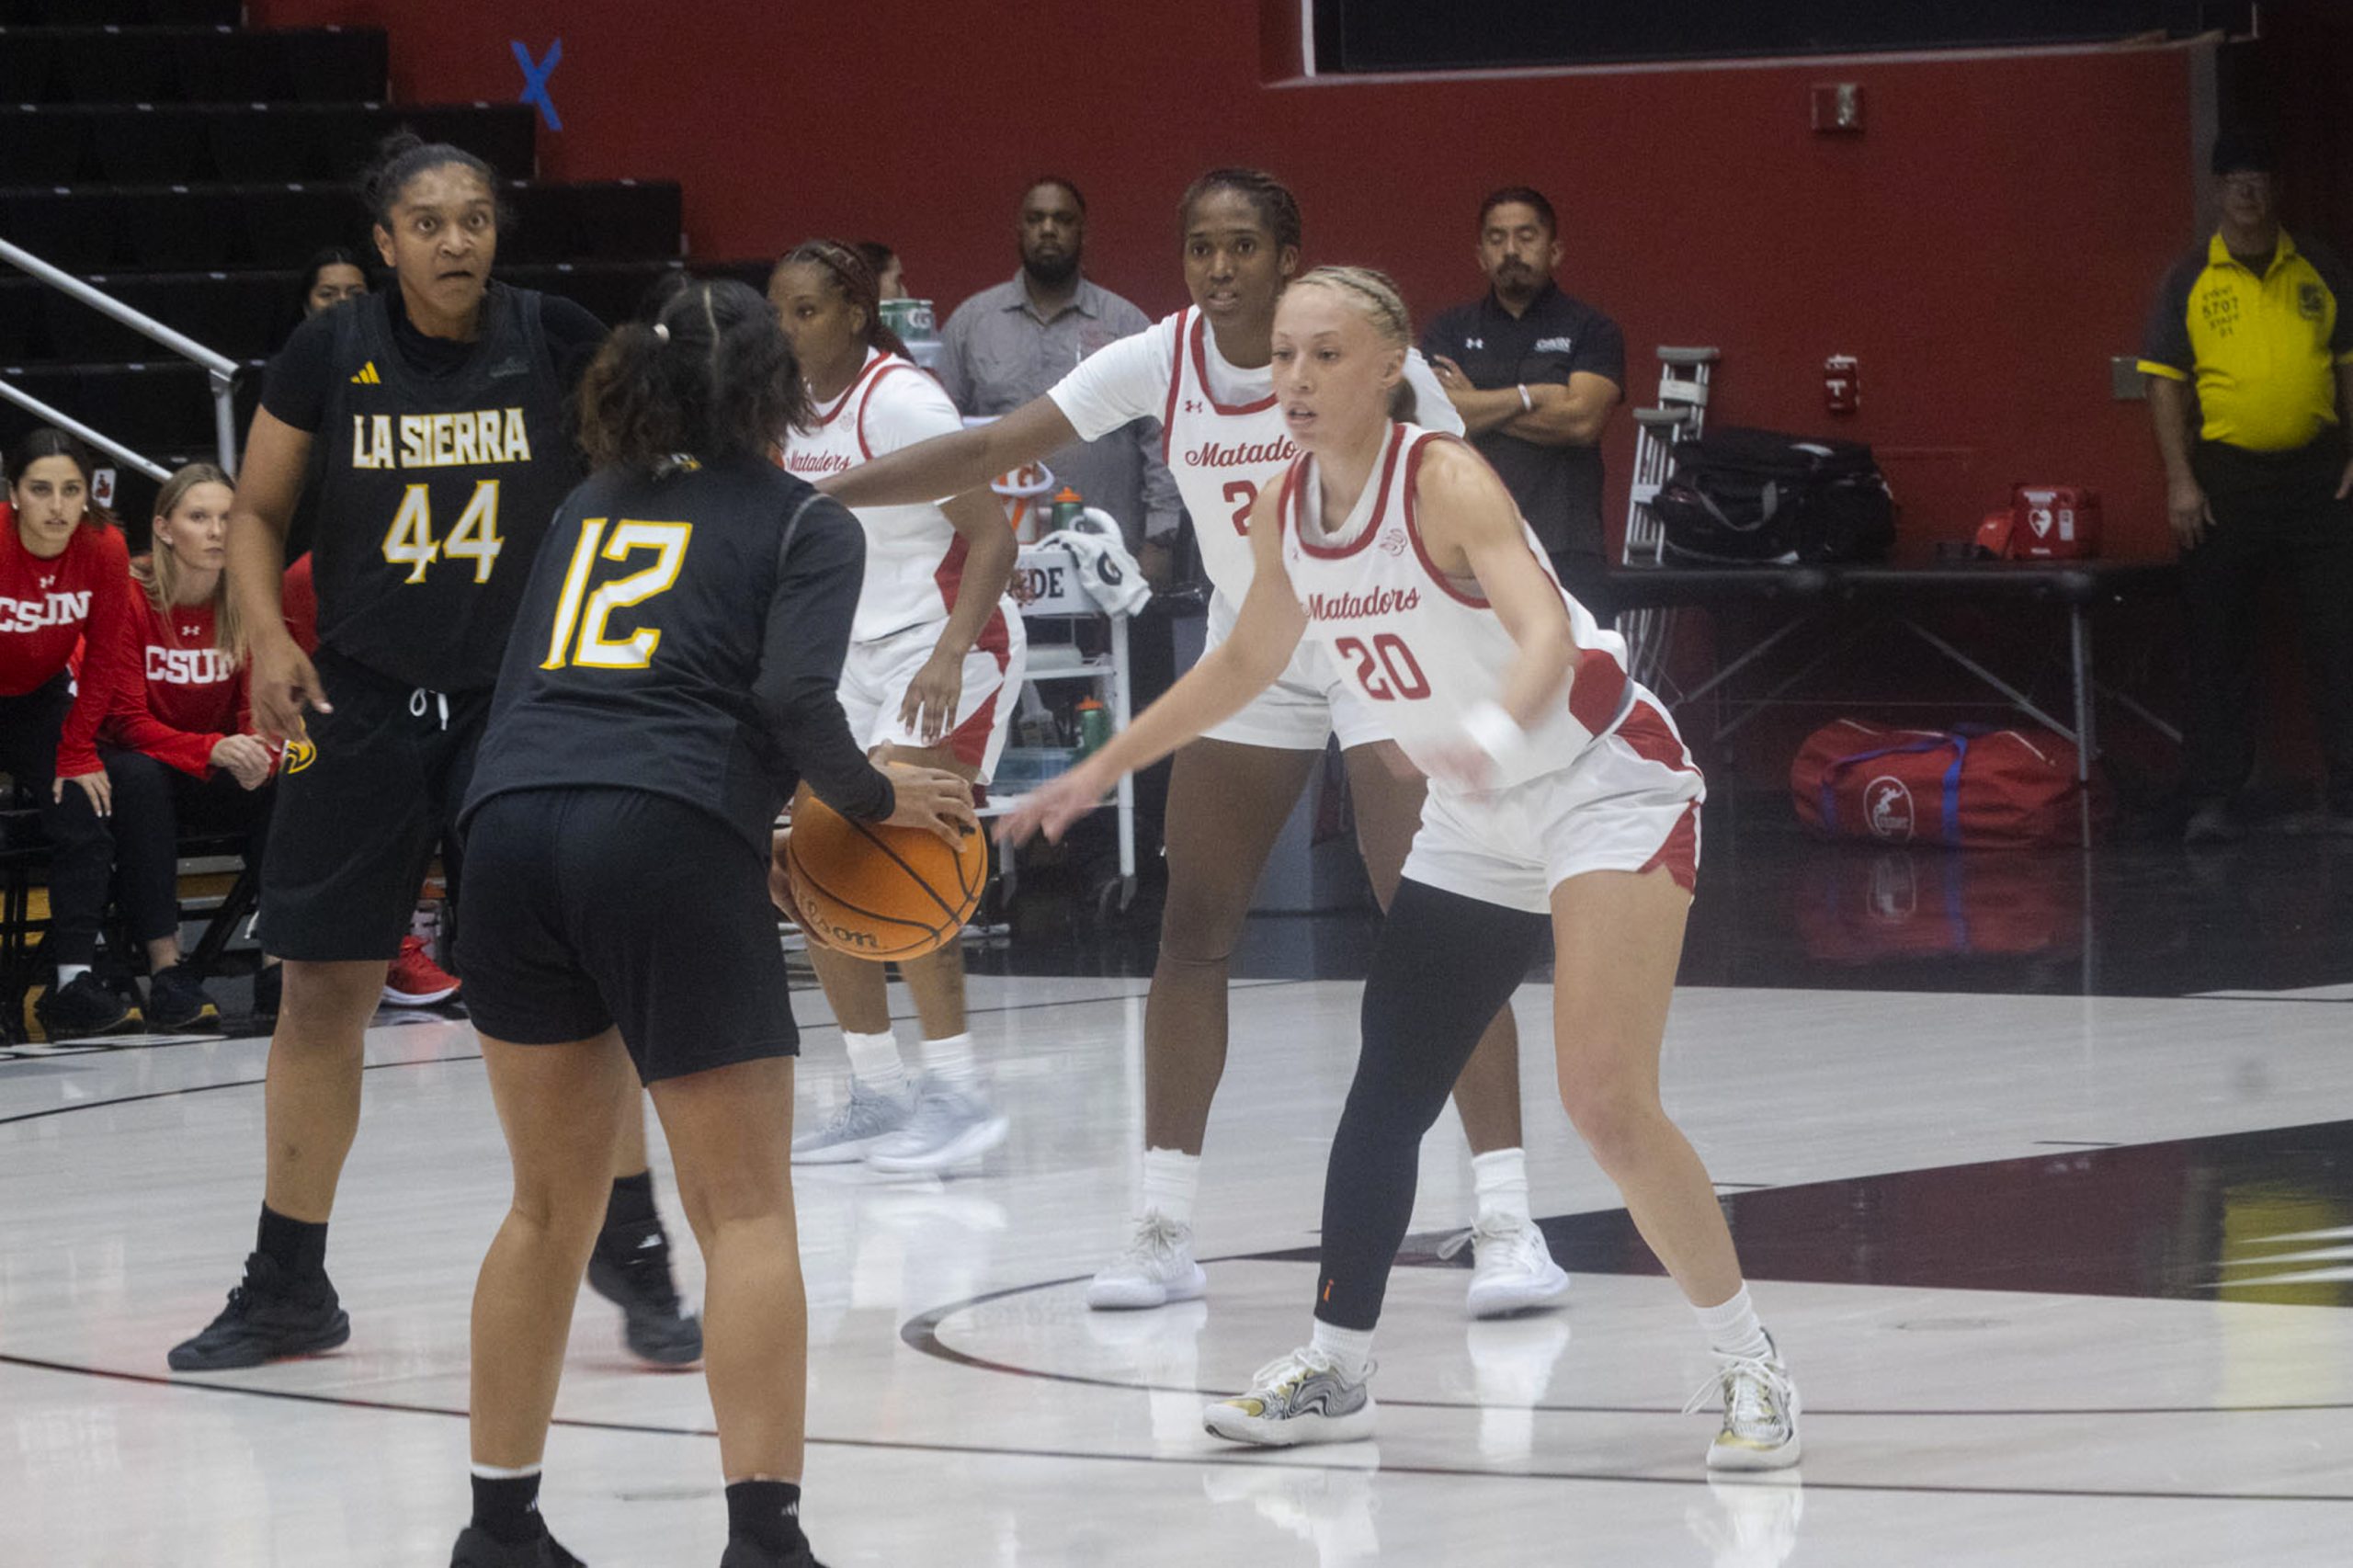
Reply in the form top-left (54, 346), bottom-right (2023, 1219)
top-left (2139, 132), bottom-right (2353, 841)
top-left (1422, 186), bottom-right (1626, 623)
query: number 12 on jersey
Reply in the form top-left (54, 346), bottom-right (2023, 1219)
top-left (540, 518), bottom-right (694, 671)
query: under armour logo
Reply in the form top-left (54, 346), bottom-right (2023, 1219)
top-left (513, 39), bottom-right (563, 131)
top-left (38, 574), bottom-right (54, 587)
top-left (181, 625), bottom-right (201, 637)
top-left (1184, 399), bottom-right (1204, 414)
top-left (1463, 337), bottom-right (1483, 350)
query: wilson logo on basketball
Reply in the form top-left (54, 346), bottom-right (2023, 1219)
top-left (1866, 776), bottom-right (1915, 841)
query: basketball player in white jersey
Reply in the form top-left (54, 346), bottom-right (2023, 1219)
top-left (1003, 267), bottom-right (1802, 1471)
top-left (772, 240), bottom-right (1026, 1172)
top-left (824, 170), bottom-right (1564, 1321)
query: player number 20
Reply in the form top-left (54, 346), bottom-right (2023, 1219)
top-left (540, 518), bottom-right (694, 671)
top-left (381, 480), bottom-right (504, 585)
top-left (1334, 632), bottom-right (1431, 701)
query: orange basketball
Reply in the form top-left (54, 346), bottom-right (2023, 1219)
top-left (780, 777), bottom-right (987, 960)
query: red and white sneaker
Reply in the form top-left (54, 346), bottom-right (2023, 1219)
top-left (382, 935), bottom-right (460, 1007)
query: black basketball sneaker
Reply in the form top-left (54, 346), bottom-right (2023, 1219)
top-left (145, 962), bottom-right (222, 1032)
top-left (35, 971), bottom-right (139, 1040)
top-left (166, 1252), bottom-right (350, 1371)
top-left (449, 1526), bottom-right (585, 1567)
top-left (586, 1216), bottom-right (702, 1366)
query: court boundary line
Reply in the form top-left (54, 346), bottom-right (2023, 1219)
top-left (900, 1269), bottom-right (2353, 1420)
top-left (2, 1350), bottom-right (2348, 1507)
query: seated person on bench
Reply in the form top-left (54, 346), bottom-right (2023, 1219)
top-left (96, 463), bottom-right (275, 1031)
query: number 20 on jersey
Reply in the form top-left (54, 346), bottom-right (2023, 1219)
top-left (541, 518), bottom-right (693, 670)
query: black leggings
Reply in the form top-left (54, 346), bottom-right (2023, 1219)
top-left (0, 676), bottom-right (114, 967)
top-left (1314, 878), bottom-right (1551, 1331)
top-left (104, 747), bottom-right (273, 950)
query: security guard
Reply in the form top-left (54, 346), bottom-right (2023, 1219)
top-left (2140, 131), bottom-right (2353, 840)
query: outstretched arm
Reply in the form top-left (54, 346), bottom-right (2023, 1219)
top-left (822, 394), bottom-right (1080, 508)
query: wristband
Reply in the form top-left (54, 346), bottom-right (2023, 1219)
top-left (1460, 699), bottom-right (1529, 767)
top-left (1517, 383), bottom-right (1532, 413)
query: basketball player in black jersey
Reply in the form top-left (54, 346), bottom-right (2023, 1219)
top-left (447, 279), bottom-right (972, 1568)
top-left (170, 135), bottom-right (695, 1371)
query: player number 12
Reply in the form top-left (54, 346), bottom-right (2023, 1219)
top-left (540, 517), bottom-right (694, 670)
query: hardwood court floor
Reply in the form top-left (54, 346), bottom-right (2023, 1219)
top-left (6, 832), bottom-right (2353, 1564)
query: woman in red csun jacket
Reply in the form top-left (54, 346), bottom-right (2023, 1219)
top-left (94, 462), bottom-right (278, 1030)
top-left (0, 427), bottom-right (137, 1038)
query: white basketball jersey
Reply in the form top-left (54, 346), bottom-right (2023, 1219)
top-left (1158, 306), bottom-right (1302, 602)
top-left (780, 349), bottom-right (1000, 642)
top-left (1279, 422), bottom-right (1633, 789)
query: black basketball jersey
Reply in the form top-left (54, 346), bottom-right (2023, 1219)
top-left (310, 283), bottom-right (582, 692)
top-left (462, 455), bottom-right (895, 850)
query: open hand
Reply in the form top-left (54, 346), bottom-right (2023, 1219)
top-left (55, 769), bottom-right (110, 817)
top-left (882, 764), bottom-right (979, 849)
top-left (897, 652), bottom-right (966, 748)
top-left (995, 760), bottom-right (1108, 847)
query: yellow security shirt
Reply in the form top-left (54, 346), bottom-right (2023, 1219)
top-left (2139, 230), bottom-right (2353, 452)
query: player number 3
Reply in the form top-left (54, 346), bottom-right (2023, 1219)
top-left (540, 517), bottom-right (694, 671)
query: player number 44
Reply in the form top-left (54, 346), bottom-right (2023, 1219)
top-left (381, 480), bottom-right (504, 585)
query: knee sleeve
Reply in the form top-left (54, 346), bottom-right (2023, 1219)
top-left (1313, 880), bottom-right (1550, 1330)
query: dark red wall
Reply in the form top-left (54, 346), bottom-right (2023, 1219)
top-left (254, 0), bottom-right (2200, 559)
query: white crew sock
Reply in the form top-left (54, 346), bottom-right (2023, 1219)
top-left (919, 1030), bottom-right (977, 1086)
top-left (56, 963), bottom-right (90, 987)
top-left (842, 1029), bottom-right (905, 1095)
top-left (1471, 1147), bottom-right (1531, 1226)
top-left (467, 1461), bottom-right (541, 1481)
top-left (1141, 1146), bottom-right (1200, 1229)
top-left (1693, 1282), bottom-right (1772, 1361)
top-left (1309, 1319), bottom-right (1375, 1382)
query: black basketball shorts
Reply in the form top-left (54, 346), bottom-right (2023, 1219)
top-left (454, 786), bottom-right (801, 1083)
top-left (258, 649), bottom-right (490, 963)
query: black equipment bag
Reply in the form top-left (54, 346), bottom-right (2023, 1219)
top-left (1652, 426), bottom-right (1896, 564)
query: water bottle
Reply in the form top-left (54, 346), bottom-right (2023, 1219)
top-left (1075, 697), bottom-right (1110, 756)
top-left (881, 297), bottom-right (943, 372)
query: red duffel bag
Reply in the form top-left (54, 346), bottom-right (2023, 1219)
top-left (1790, 718), bottom-right (2087, 848)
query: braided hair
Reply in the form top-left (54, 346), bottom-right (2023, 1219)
top-left (772, 239), bottom-right (912, 361)
top-left (1176, 166), bottom-right (1303, 254)
top-left (1289, 267), bottom-right (1418, 421)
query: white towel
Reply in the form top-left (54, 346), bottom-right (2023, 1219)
top-left (1036, 508), bottom-right (1152, 616)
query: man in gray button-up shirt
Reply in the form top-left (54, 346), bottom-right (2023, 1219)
top-left (936, 176), bottom-right (1183, 572)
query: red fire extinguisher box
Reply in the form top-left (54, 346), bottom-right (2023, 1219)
top-left (1975, 484), bottom-right (2101, 560)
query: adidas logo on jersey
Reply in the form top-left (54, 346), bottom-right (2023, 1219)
top-left (350, 361), bottom-right (382, 385)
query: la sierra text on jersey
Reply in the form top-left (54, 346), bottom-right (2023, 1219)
top-left (348, 408), bottom-right (536, 472)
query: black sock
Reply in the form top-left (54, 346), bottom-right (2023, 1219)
top-left (256, 1204), bottom-right (328, 1280)
top-left (605, 1171), bottom-right (657, 1231)
top-left (725, 1480), bottom-right (805, 1555)
top-left (469, 1470), bottom-right (546, 1546)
